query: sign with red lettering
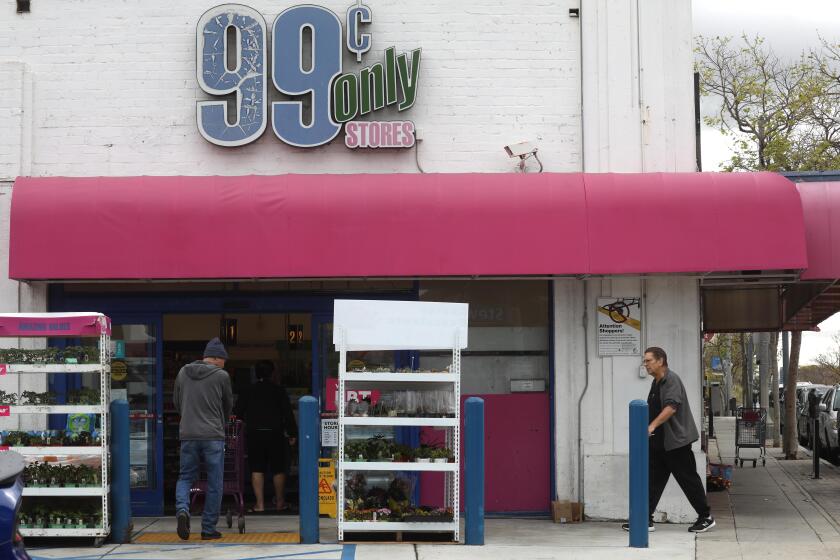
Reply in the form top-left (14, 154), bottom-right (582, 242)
top-left (324, 378), bottom-right (380, 412)
top-left (0, 406), bottom-right (10, 417)
top-left (0, 364), bottom-right (6, 376)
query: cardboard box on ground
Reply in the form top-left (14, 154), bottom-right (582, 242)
top-left (551, 500), bottom-right (583, 523)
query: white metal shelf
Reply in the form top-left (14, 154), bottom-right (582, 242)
top-left (342, 372), bottom-right (458, 383)
top-left (23, 485), bottom-right (109, 497)
top-left (8, 447), bottom-right (103, 456)
top-left (10, 405), bottom-right (103, 414)
top-left (4, 364), bottom-right (109, 374)
top-left (1, 313), bottom-right (112, 543)
top-left (340, 417), bottom-right (458, 427)
top-left (340, 461), bottom-right (458, 472)
top-left (20, 527), bottom-right (108, 537)
top-left (342, 521), bottom-right (457, 532)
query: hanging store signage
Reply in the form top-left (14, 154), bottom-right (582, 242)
top-left (196, 3), bottom-right (420, 149)
top-left (597, 297), bottom-right (642, 356)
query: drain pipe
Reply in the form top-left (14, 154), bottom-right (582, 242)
top-left (576, 279), bottom-right (591, 504)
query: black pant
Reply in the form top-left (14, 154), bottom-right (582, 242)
top-left (649, 444), bottom-right (710, 519)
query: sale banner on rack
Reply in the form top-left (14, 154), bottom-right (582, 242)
top-left (324, 378), bottom-right (379, 412)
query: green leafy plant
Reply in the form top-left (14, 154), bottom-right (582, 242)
top-left (67, 388), bottom-right (101, 405)
top-left (19, 391), bottom-right (58, 405)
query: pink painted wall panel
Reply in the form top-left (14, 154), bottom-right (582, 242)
top-left (419, 393), bottom-right (551, 513)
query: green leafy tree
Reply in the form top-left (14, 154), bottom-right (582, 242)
top-left (696, 34), bottom-right (840, 171)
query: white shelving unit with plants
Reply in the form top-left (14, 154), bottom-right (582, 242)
top-left (334, 300), bottom-right (468, 542)
top-left (0, 312), bottom-right (111, 544)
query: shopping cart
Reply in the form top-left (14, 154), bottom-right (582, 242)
top-left (735, 407), bottom-right (766, 468)
top-left (189, 419), bottom-right (246, 533)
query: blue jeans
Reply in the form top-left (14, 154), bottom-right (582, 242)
top-left (175, 440), bottom-right (225, 534)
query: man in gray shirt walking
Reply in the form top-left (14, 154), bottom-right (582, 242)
top-left (623, 346), bottom-right (714, 533)
top-left (173, 337), bottom-right (233, 540)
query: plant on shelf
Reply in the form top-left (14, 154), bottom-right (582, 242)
top-left (60, 346), bottom-right (99, 364)
top-left (24, 462), bottom-right (100, 488)
top-left (344, 440), bottom-right (367, 462)
top-left (19, 391), bottom-right (58, 405)
top-left (414, 445), bottom-right (432, 463)
top-left (392, 443), bottom-right (414, 462)
top-left (0, 391), bottom-right (17, 405)
top-left (67, 388), bottom-right (101, 405)
top-left (430, 447), bottom-right (453, 463)
top-left (364, 434), bottom-right (393, 462)
top-left (0, 346), bottom-right (100, 365)
top-left (402, 506), bottom-right (454, 522)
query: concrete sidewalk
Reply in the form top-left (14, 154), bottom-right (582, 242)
top-left (698, 416), bottom-right (840, 559)
top-left (27, 516), bottom-right (696, 560)
top-left (32, 415), bottom-right (840, 559)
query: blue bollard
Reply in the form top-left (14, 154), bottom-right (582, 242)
top-left (298, 396), bottom-right (319, 544)
top-left (110, 399), bottom-right (131, 544)
top-left (629, 399), bottom-right (649, 548)
top-left (465, 397), bottom-right (485, 545)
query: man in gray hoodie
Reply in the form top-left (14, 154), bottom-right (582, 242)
top-left (173, 337), bottom-right (233, 541)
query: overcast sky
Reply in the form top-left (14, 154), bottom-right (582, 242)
top-left (693, 0), bottom-right (840, 366)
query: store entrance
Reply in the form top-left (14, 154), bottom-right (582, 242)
top-left (161, 313), bottom-right (313, 514)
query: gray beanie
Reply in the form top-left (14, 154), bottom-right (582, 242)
top-left (203, 337), bottom-right (228, 360)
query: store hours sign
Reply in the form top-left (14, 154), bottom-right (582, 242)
top-left (196, 3), bottom-right (420, 149)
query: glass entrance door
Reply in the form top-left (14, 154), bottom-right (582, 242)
top-left (110, 316), bottom-right (163, 516)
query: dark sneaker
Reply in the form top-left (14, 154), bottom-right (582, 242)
top-left (176, 510), bottom-right (190, 541)
top-left (201, 530), bottom-right (223, 540)
top-left (621, 521), bottom-right (654, 532)
top-left (688, 516), bottom-right (715, 533)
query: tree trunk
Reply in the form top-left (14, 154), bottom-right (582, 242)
top-left (770, 332), bottom-right (781, 447)
top-left (759, 333), bottom-right (769, 411)
top-left (741, 333), bottom-right (750, 406)
top-left (783, 331), bottom-right (802, 459)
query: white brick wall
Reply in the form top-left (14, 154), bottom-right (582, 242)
top-left (0, 0), bottom-right (582, 177)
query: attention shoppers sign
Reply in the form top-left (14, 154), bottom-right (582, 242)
top-left (196, 2), bottom-right (420, 149)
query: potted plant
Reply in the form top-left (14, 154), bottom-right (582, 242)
top-left (344, 440), bottom-right (366, 462)
top-left (415, 445), bottom-right (432, 463)
top-left (393, 444), bottom-right (413, 462)
top-left (403, 506), bottom-right (454, 523)
top-left (364, 435), bottom-right (393, 462)
top-left (431, 447), bottom-right (452, 464)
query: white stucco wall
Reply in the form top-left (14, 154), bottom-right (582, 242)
top-left (554, 277), bottom-right (703, 522)
top-left (555, 0), bottom-right (700, 521)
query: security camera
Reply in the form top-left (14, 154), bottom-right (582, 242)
top-left (504, 141), bottom-right (537, 158)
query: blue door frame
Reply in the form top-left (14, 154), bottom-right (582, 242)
top-left (110, 312), bottom-right (164, 516)
top-left (48, 284), bottom-right (418, 514)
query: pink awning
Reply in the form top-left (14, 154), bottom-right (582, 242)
top-left (796, 181), bottom-right (840, 280)
top-left (9, 172), bottom-right (807, 280)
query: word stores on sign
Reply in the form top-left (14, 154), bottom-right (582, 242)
top-left (197, 3), bottom-right (420, 149)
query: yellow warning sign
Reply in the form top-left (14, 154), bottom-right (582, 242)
top-left (318, 458), bottom-right (336, 519)
top-left (111, 361), bottom-right (128, 382)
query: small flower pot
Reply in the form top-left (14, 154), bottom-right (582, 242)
top-left (416, 458), bottom-right (431, 463)
top-left (433, 458), bottom-right (448, 464)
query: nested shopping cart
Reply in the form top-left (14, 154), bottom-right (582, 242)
top-left (190, 419), bottom-right (247, 533)
top-left (735, 407), bottom-right (767, 468)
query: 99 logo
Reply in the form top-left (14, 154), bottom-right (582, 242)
top-left (196, 3), bottom-right (421, 149)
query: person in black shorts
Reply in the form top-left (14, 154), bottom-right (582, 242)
top-left (235, 360), bottom-right (297, 512)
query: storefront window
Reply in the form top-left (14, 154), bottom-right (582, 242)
top-left (419, 280), bottom-right (550, 394)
